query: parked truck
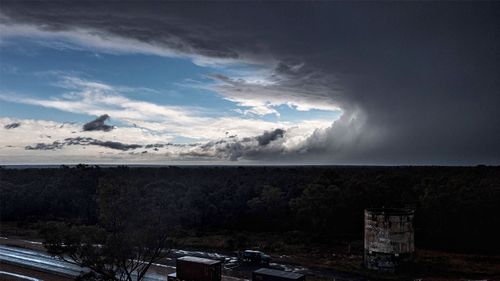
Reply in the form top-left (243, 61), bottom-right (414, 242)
top-left (168, 256), bottom-right (222, 281)
top-left (240, 250), bottom-right (271, 265)
top-left (252, 268), bottom-right (305, 281)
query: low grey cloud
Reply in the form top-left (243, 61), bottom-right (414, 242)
top-left (25, 141), bottom-right (63, 150)
top-left (82, 114), bottom-right (114, 132)
top-left (26, 137), bottom-right (142, 151)
top-left (186, 128), bottom-right (287, 161)
top-left (68, 137), bottom-right (142, 151)
top-left (4, 122), bottom-right (20, 129)
top-left (3, 1), bottom-right (500, 164)
top-left (256, 129), bottom-right (285, 146)
top-left (23, 128), bottom-right (287, 162)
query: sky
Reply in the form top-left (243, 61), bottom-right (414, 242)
top-left (0, 1), bottom-right (499, 165)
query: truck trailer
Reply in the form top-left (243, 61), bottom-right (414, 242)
top-left (168, 256), bottom-right (222, 281)
top-left (252, 268), bottom-right (305, 281)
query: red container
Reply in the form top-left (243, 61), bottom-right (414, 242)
top-left (176, 256), bottom-right (222, 281)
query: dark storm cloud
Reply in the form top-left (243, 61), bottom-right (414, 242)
top-left (207, 63), bottom-right (340, 115)
top-left (82, 114), bottom-right (114, 132)
top-left (4, 122), bottom-right (20, 129)
top-left (0, 1), bottom-right (243, 61)
top-left (4, 1), bottom-right (500, 164)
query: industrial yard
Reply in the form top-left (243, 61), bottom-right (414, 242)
top-left (1, 222), bottom-right (500, 281)
top-left (0, 235), bottom-right (363, 281)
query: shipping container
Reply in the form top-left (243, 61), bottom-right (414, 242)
top-left (168, 256), bottom-right (222, 281)
top-left (252, 268), bottom-right (305, 281)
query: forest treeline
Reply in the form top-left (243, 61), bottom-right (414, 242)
top-left (1, 165), bottom-right (499, 253)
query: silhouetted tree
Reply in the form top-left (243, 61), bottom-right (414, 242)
top-left (42, 178), bottom-right (175, 281)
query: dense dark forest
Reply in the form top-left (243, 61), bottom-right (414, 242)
top-left (1, 165), bottom-right (499, 254)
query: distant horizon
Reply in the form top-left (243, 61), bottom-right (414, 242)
top-left (1, 163), bottom-right (497, 169)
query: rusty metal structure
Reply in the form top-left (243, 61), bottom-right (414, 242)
top-left (364, 208), bottom-right (415, 272)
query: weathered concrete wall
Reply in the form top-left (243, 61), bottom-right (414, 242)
top-left (364, 208), bottom-right (414, 272)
